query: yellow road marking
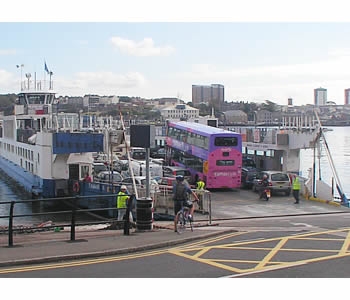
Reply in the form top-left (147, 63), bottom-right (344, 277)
top-left (2, 229), bottom-right (350, 275)
top-left (255, 237), bottom-right (288, 269)
top-left (339, 230), bottom-right (350, 255)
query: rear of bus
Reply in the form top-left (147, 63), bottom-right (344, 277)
top-left (204, 134), bottom-right (242, 189)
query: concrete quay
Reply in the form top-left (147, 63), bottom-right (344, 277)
top-left (0, 192), bottom-right (348, 268)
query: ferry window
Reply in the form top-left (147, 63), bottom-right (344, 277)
top-left (215, 137), bottom-right (238, 147)
top-left (28, 95), bottom-right (45, 105)
top-left (37, 153), bottom-right (40, 164)
top-left (81, 166), bottom-right (89, 178)
top-left (20, 159), bottom-right (23, 167)
top-left (31, 151), bottom-right (33, 161)
top-left (216, 160), bottom-right (234, 166)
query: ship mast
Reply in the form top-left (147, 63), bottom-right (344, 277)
top-left (314, 110), bottom-right (348, 206)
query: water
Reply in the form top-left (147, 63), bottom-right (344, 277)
top-left (0, 172), bottom-right (36, 226)
top-left (300, 126), bottom-right (350, 198)
top-left (0, 172), bottom-right (103, 227)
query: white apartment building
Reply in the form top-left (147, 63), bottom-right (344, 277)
top-left (314, 87), bottom-right (327, 106)
top-left (160, 104), bottom-right (199, 120)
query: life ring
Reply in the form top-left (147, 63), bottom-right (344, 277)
top-left (73, 181), bottom-right (80, 193)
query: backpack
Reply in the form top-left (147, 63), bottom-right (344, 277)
top-left (174, 182), bottom-right (187, 201)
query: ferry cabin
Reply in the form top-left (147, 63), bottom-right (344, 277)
top-left (0, 78), bottom-right (104, 198)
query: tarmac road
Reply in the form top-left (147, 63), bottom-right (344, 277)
top-left (2, 213), bottom-right (350, 278)
top-left (0, 188), bottom-right (348, 270)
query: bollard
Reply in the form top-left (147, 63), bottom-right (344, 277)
top-left (8, 201), bottom-right (15, 247)
top-left (70, 196), bottom-right (78, 241)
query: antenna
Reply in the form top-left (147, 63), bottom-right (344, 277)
top-left (25, 73), bottom-right (31, 89)
top-left (177, 92), bottom-right (182, 103)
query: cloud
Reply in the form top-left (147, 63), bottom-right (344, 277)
top-left (110, 36), bottom-right (175, 57)
top-left (56, 71), bottom-right (147, 96)
top-left (0, 49), bottom-right (17, 55)
top-left (174, 49), bottom-right (350, 104)
top-left (0, 69), bottom-right (18, 91)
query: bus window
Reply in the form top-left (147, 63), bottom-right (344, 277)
top-left (216, 160), bottom-right (235, 166)
top-left (215, 137), bottom-right (238, 147)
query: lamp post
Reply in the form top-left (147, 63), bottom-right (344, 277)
top-left (16, 64), bottom-right (24, 90)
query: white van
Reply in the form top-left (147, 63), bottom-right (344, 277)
top-left (129, 159), bottom-right (163, 178)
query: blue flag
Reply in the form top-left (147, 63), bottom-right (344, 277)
top-left (44, 62), bottom-right (49, 74)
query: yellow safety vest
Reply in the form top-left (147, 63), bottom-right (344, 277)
top-left (292, 177), bottom-right (301, 190)
top-left (117, 191), bottom-right (129, 208)
top-left (197, 180), bottom-right (205, 190)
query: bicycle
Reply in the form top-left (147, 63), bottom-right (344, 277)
top-left (175, 199), bottom-right (198, 234)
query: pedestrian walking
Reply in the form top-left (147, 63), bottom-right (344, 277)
top-left (292, 176), bottom-right (301, 204)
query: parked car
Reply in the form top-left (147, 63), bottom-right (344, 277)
top-left (92, 162), bottom-right (109, 177)
top-left (112, 159), bottom-right (129, 173)
top-left (241, 166), bottom-right (259, 189)
top-left (151, 147), bottom-right (166, 159)
top-left (162, 166), bottom-right (192, 183)
top-left (130, 147), bottom-right (146, 160)
top-left (242, 156), bottom-right (256, 168)
top-left (252, 170), bottom-right (291, 196)
top-left (158, 176), bottom-right (176, 187)
top-left (94, 171), bottom-right (123, 184)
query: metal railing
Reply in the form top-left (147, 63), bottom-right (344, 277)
top-left (150, 185), bottom-right (212, 225)
top-left (0, 194), bottom-right (121, 247)
top-left (0, 186), bottom-right (213, 247)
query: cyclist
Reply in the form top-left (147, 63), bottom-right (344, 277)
top-left (173, 175), bottom-right (199, 232)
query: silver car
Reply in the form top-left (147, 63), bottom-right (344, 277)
top-left (252, 171), bottom-right (291, 196)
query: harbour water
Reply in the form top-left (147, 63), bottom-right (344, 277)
top-left (1, 126), bottom-right (349, 225)
top-left (0, 172), bottom-right (34, 226)
top-left (300, 126), bottom-right (350, 198)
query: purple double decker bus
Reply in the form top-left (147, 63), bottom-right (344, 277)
top-left (166, 121), bottom-right (242, 189)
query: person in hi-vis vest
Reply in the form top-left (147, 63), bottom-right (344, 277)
top-left (292, 176), bottom-right (301, 204)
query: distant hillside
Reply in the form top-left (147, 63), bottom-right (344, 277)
top-left (0, 94), bottom-right (17, 115)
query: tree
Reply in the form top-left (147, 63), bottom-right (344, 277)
top-left (262, 100), bottom-right (279, 112)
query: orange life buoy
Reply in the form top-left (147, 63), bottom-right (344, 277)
top-left (73, 181), bottom-right (80, 193)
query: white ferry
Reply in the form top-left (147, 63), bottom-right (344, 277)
top-left (0, 71), bottom-right (104, 198)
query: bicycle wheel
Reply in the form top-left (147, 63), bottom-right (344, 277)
top-left (189, 217), bottom-right (193, 232)
top-left (176, 211), bottom-right (186, 234)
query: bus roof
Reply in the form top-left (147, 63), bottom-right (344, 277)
top-left (168, 121), bottom-right (238, 135)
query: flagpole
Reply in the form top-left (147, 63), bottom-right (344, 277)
top-left (20, 65), bottom-right (23, 90)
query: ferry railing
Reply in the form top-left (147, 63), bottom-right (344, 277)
top-left (0, 194), bottom-right (124, 247)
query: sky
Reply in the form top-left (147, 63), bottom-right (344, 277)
top-left (2, 1), bottom-right (350, 107)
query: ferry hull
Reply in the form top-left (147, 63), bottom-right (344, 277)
top-left (0, 155), bottom-right (61, 197)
